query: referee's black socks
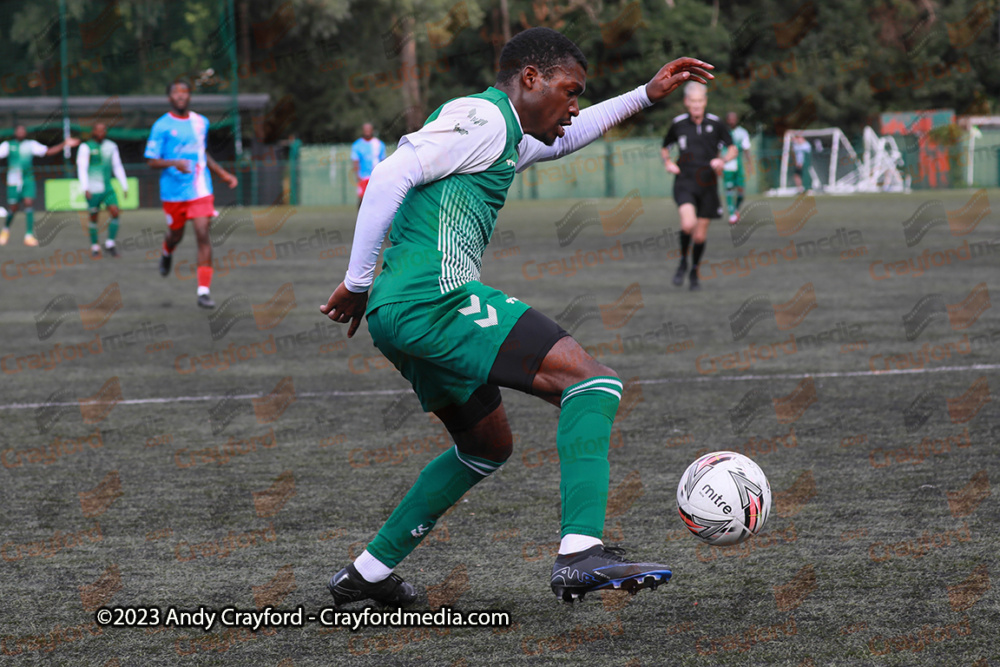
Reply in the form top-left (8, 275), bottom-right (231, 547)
top-left (678, 231), bottom-right (691, 266)
top-left (692, 241), bottom-right (706, 269)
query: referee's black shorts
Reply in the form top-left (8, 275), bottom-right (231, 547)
top-left (674, 177), bottom-right (723, 220)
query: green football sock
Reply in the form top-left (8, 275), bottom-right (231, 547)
top-left (736, 192), bottom-right (744, 209)
top-left (89, 221), bottom-right (99, 244)
top-left (367, 446), bottom-right (503, 568)
top-left (24, 208), bottom-right (33, 235)
top-left (557, 376), bottom-right (623, 538)
top-left (725, 186), bottom-right (736, 215)
top-left (4, 212), bottom-right (13, 229)
top-left (107, 217), bottom-right (119, 241)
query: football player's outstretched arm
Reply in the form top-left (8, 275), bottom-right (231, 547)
top-left (518, 58), bottom-right (713, 171)
top-left (43, 137), bottom-right (80, 156)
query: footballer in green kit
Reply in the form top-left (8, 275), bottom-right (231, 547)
top-left (0, 125), bottom-right (80, 247)
top-left (77, 123), bottom-right (128, 257)
top-left (321, 28), bottom-right (714, 607)
top-left (723, 111), bottom-right (753, 224)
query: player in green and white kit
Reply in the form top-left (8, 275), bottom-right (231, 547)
top-left (0, 125), bottom-right (80, 246)
top-left (321, 28), bottom-right (713, 607)
top-left (723, 111), bottom-right (752, 225)
top-left (77, 123), bottom-right (128, 257)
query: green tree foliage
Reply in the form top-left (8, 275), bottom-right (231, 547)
top-left (1, 0), bottom-right (996, 143)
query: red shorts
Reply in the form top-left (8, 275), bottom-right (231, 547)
top-left (163, 195), bottom-right (215, 231)
top-left (357, 178), bottom-right (370, 199)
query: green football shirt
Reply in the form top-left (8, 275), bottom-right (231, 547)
top-left (78, 138), bottom-right (125, 194)
top-left (0, 139), bottom-right (47, 186)
top-left (367, 87), bottom-right (523, 312)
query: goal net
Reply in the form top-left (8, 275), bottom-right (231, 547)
top-left (770, 127), bottom-right (909, 196)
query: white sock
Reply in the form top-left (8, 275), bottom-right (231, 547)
top-left (354, 549), bottom-right (392, 583)
top-left (558, 534), bottom-right (603, 555)
top-left (197, 286), bottom-right (210, 296)
top-left (105, 239), bottom-right (115, 248)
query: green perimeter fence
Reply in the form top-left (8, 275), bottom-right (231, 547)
top-left (5, 131), bottom-right (999, 212)
top-left (300, 131), bottom-right (1000, 207)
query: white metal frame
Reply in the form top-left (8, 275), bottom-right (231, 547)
top-left (771, 127), bottom-right (908, 196)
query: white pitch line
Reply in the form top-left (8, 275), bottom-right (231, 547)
top-left (0, 389), bottom-right (410, 411)
top-left (1, 363), bottom-right (998, 411)
top-left (636, 363), bottom-right (1000, 384)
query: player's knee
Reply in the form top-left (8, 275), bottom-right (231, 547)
top-left (455, 430), bottom-right (513, 464)
top-left (442, 386), bottom-right (511, 463)
top-left (568, 362), bottom-right (619, 391)
top-left (591, 364), bottom-right (619, 382)
top-left (452, 423), bottom-right (513, 464)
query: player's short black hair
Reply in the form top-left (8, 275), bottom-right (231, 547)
top-left (166, 78), bottom-right (192, 95)
top-left (496, 28), bottom-right (587, 86)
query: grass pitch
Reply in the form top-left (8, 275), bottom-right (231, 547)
top-left (0, 190), bottom-right (997, 666)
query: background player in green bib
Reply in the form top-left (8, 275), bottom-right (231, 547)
top-left (321, 28), bottom-right (713, 607)
top-left (0, 125), bottom-right (80, 247)
top-left (77, 123), bottom-right (128, 257)
top-left (724, 111), bottom-right (753, 225)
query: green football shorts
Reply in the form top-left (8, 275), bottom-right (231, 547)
top-left (723, 169), bottom-right (744, 190)
top-left (7, 179), bottom-right (36, 202)
top-left (87, 189), bottom-right (119, 212)
top-left (367, 281), bottom-right (531, 412)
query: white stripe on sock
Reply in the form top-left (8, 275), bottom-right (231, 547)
top-left (562, 384), bottom-right (623, 406)
top-left (453, 447), bottom-right (497, 476)
top-left (565, 377), bottom-right (624, 395)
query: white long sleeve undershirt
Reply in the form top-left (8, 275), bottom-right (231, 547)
top-left (515, 85), bottom-right (652, 170)
top-left (343, 84), bottom-right (653, 293)
top-left (343, 143), bottom-right (424, 292)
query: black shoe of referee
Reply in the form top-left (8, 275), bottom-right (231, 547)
top-left (328, 563), bottom-right (418, 608)
top-left (689, 268), bottom-right (701, 291)
top-left (672, 260), bottom-right (687, 287)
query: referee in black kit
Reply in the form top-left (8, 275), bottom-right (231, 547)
top-left (661, 82), bottom-right (736, 290)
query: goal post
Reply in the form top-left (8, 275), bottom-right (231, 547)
top-left (959, 116), bottom-right (1000, 187)
top-left (771, 127), bottom-right (909, 196)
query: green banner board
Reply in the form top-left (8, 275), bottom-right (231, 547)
top-left (43, 177), bottom-right (140, 210)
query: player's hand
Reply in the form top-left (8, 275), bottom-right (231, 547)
top-left (665, 162), bottom-right (681, 175)
top-left (710, 158), bottom-right (725, 175)
top-left (66, 137), bottom-right (81, 148)
top-left (645, 58), bottom-right (714, 103)
top-left (223, 173), bottom-right (238, 189)
top-left (84, 191), bottom-right (91, 200)
top-left (173, 160), bottom-right (192, 174)
top-left (321, 281), bottom-right (368, 338)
